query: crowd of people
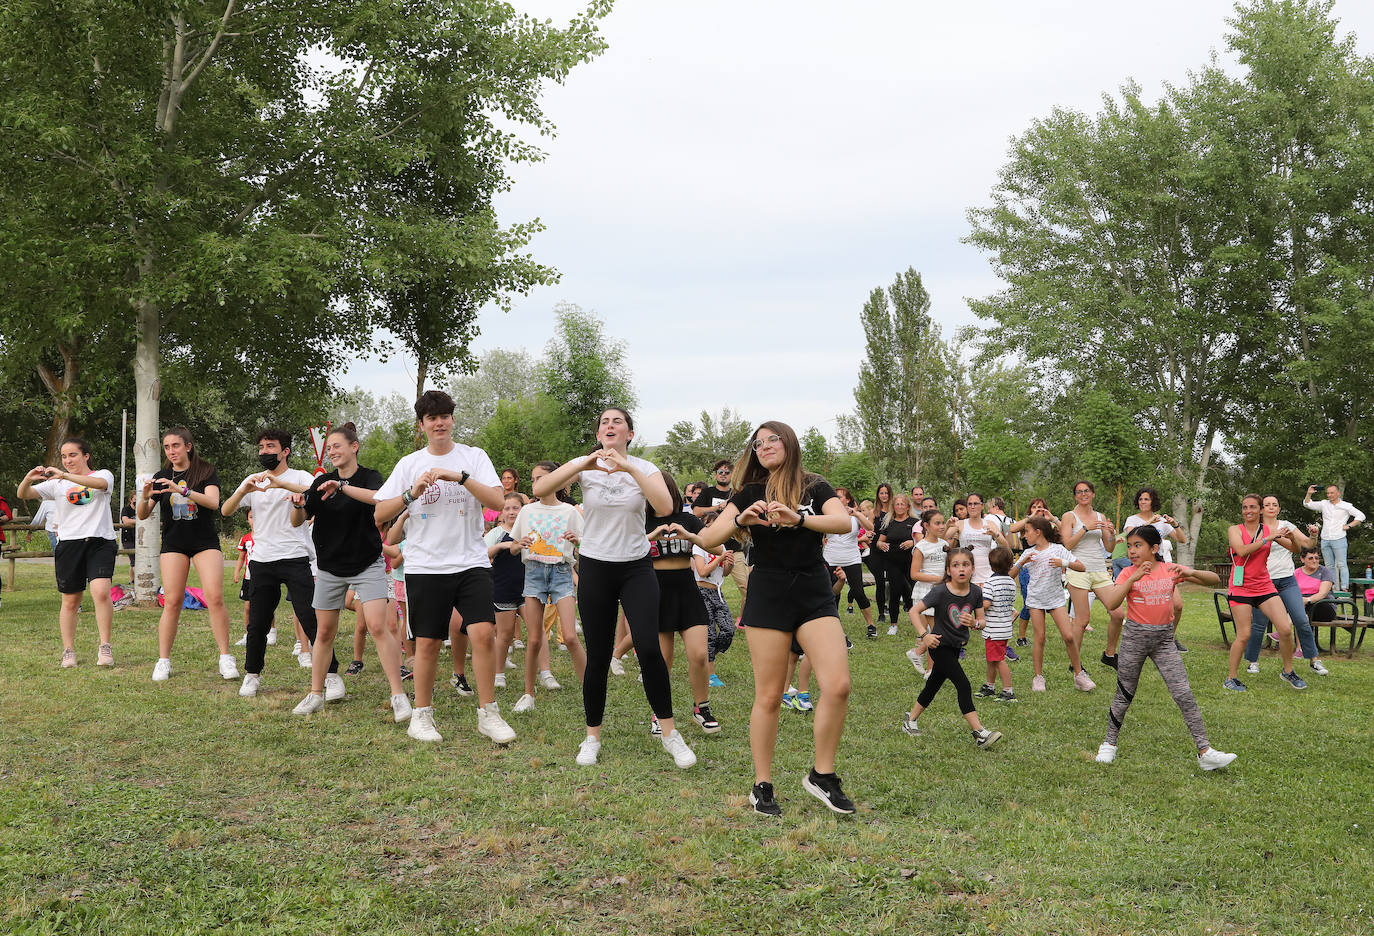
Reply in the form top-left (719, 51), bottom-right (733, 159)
top-left (13, 391), bottom-right (1364, 815)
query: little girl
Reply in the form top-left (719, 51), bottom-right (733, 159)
top-left (906, 509), bottom-right (949, 676)
top-left (1009, 516), bottom-right (1092, 693)
top-left (1096, 524), bottom-right (1236, 771)
top-left (901, 548), bottom-right (1003, 748)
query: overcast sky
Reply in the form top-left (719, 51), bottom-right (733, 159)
top-left (343, 0), bottom-right (1374, 446)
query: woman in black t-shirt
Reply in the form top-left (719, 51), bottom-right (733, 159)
top-left (877, 494), bottom-right (918, 624)
top-left (136, 426), bottom-right (237, 683)
top-left (866, 483), bottom-right (894, 625)
top-left (698, 421), bottom-right (856, 818)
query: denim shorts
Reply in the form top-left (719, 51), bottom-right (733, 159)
top-left (523, 561), bottom-right (574, 604)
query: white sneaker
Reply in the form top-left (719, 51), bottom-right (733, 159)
top-left (292, 692), bottom-right (324, 715)
top-left (493, 673), bottom-right (506, 689)
top-left (887, 624), bottom-right (898, 636)
top-left (576, 735), bottom-right (601, 766)
top-left (266, 628), bottom-right (278, 645)
top-left (1247, 661), bottom-right (1259, 675)
top-left (1198, 748), bottom-right (1237, 771)
top-left (239, 673), bottom-right (260, 697)
top-left (1310, 659), bottom-right (1330, 676)
top-left (906, 647), bottom-right (926, 675)
top-left (234, 633), bottom-right (248, 647)
top-left (477, 702), bottom-right (516, 744)
top-left (298, 651), bottom-right (313, 669)
top-left (408, 706), bottom-right (442, 742)
top-left (152, 658), bottom-right (172, 682)
top-left (540, 670), bottom-right (561, 691)
top-left (513, 693), bottom-right (536, 713)
top-left (512, 639), bottom-right (525, 650)
top-left (324, 672), bottom-right (346, 702)
top-left (661, 729), bottom-right (697, 769)
top-left (390, 693), bottom-right (413, 723)
top-left (609, 656), bottom-right (626, 676)
top-left (292, 640), bottom-right (302, 656)
top-left (505, 656), bottom-right (516, 670)
top-left (218, 654), bottom-right (239, 680)
top-left (1095, 742), bottom-right (1117, 764)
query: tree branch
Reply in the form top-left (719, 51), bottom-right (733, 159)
top-left (182, 0), bottom-right (238, 94)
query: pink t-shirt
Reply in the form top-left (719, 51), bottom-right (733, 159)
top-left (1114, 561), bottom-right (1178, 627)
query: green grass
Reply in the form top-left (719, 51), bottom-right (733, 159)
top-left (1, 561), bottom-right (1371, 935)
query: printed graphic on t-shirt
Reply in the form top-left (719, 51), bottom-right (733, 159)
top-left (944, 599), bottom-right (974, 630)
top-left (66, 486), bottom-right (94, 507)
top-left (171, 489), bottom-right (198, 521)
top-left (417, 480), bottom-right (470, 519)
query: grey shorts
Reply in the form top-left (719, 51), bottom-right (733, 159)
top-left (312, 557), bottom-right (389, 610)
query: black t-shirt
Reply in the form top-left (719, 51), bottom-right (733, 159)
top-left (150, 467), bottom-right (222, 553)
top-left (120, 504), bottom-right (136, 548)
top-left (694, 485), bottom-right (739, 551)
top-left (646, 510), bottom-right (703, 560)
top-left (920, 582), bottom-right (983, 649)
top-left (487, 528), bottom-right (525, 604)
top-left (728, 477), bottom-right (838, 571)
top-left (884, 517), bottom-right (917, 558)
top-left (303, 467), bottom-right (384, 577)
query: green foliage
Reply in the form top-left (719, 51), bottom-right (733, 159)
top-left (446, 349), bottom-right (538, 444)
top-left (654, 408), bottom-right (752, 482)
top-left (800, 427), bottom-right (830, 476)
top-left (474, 394), bottom-right (580, 483)
top-left (538, 302), bottom-right (638, 451)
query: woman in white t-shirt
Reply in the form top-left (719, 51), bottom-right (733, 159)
top-left (533, 408), bottom-right (695, 770)
top-left (18, 437), bottom-right (117, 668)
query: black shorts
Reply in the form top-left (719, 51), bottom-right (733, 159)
top-left (54, 537), bottom-right (117, 594)
top-left (406, 569), bottom-right (494, 640)
top-left (1228, 592), bottom-right (1279, 608)
top-left (656, 567), bottom-right (708, 633)
top-left (161, 539), bottom-right (221, 558)
top-left (740, 566), bottom-right (837, 634)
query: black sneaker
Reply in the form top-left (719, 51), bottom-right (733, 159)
top-left (1100, 652), bottom-right (1118, 670)
top-left (344, 660), bottom-right (364, 676)
top-left (1016, 637), bottom-right (1029, 648)
top-left (845, 635), bottom-right (854, 651)
top-left (802, 768), bottom-right (856, 815)
top-left (847, 603), bottom-right (855, 615)
top-left (693, 703), bottom-right (721, 734)
top-left (399, 665), bottom-right (413, 681)
top-left (996, 689), bottom-right (1017, 703)
top-left (866, 625), bottom-right (878, 640)
top-left (973, 728), bottom-right (1003, 748)
top-left (750, 781), bottom-right (782, 817)
top-left (1174, 638), bottom-right (1189, 653)
top-left (450, 673), bottom-right (474, 696)
top-left (976, 683), bottom-right (996, 698)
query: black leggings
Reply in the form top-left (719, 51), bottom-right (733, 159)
top-left (835, 562), bottom-right (871, 610)
top-left (577, 555), bottom-right (674, 727)
top-left (916, 646), bottom-right (975, 714)
top-left (245, 557), bottom-right (337, 676)
top-left (886, 553), bottom-right (913, 623)
top-left (864, 552), bottom-right (887, 617)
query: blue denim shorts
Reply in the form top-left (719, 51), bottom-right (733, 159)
top-left (523, 561), bottom-right (574, 604)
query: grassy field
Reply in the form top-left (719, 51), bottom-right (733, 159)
top-left (1, 560), bottom-right (1371, 936)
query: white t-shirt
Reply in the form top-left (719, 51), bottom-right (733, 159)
top-left (1263, 520), bottom-right (1299, 581)
top-left (512, 501), bottom-right (582, 565)
top-left (822, 517), bottom-right (863, 567)
top-left (34, 471), bottom-right (115, 541)
top-left (577, 454), bottom-right (661, 563)
top-left (693, 544), bottom-right (724, 586)
top-left (911, 538), bottom-right (948, 611)
top-left (375, 444), bottom-right (499, 575)
top-left (33, 500), bottom-right (57, 535)
top-left (238, 469), bottom-right (316, 563)
top-left (1122, 514), bottom-right (1176, 564)
top-left (1021, 543), bottom-right (1074, 610)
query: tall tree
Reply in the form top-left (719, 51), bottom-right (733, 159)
top-left (654, 408), bottom-right (752, 481)
top-left (538, 302), bottom-right (638, 451)
top-left (447, 348), bottom-right (539, 444)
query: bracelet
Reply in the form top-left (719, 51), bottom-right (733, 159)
top-left (795, 515), bottom-right (806, 529)
top-left (732, 516), bottom-right (742, 529)
top-left (402, 490), bottom-right (416, 506)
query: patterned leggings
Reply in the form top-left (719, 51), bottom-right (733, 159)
top-left (1106, 620), bottom-right (1209, 752)
top-left (698, 586), bottom-right (736, 662)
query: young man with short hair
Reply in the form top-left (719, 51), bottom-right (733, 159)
top-left (693, 459), bottom-right (747, 611)
top-left (375, 390), bottom-right (515, 744)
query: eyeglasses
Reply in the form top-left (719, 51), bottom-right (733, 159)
top-left (751, 434), bottom-right (782, 451)
top-left (967, 500), bottom-right (982, 506)
top-left (1074, 488), bottom-right (1092, 495)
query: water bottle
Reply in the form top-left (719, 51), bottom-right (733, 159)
top-left (1364, 565), bottom-right (1371, 580)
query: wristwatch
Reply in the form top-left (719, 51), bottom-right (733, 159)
top-left (459, 470), bottom-right (470, 486)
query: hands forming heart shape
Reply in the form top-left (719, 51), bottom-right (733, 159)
top-left (588, 449), bottom-right (627, 473)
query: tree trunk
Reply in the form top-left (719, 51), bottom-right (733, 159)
top-left (1175, 493), bottom-right (1201, 568)
top-left (132, 294), bottom-right (162, 602)
top-left (35, 342), bottom-right (79, 465)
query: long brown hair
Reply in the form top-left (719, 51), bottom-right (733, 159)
top-left (163, 426), bottom-right (214, 489)
top-left (733, 421), bottom-right (818, 513)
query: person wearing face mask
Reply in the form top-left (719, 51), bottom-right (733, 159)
top-left (221, 428), bottom-right (333, 699)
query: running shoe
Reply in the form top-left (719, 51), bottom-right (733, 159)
top-left (1031, 674), bottom-right (1046, 692)
top-left (781, 690), bottom-right (797, 710)
top-left (408, 706), bottom-right (441, 742)
top-left (1174, 638), bottom-right (1188, 653)
top-left (1222, 677), bottom-right (1248, 692)
top-left (1073, 669), bottom-right (1096, 692)
top-left (1247, 662), bottom-right (1260, 675)
top-left (1005, 645), bottom-right (1019, 662)
top-left (239, 673), bottom-right (260, 697)
top-left (845, 636), bottom-right (854, 651)
top-left (802, 769), bottom-right (855, 814)
top-left (540, 670), bottom-right (561, 691)
top-left (905, 648), bottom-right (929, 678)
top-left (1016, 636), bottom-right (1029, 648)
top-left (494, 673), bottom-right (506, 690)
top-left (1198, 748), bottom-right (1237, 771)
top-left (976, 683), bottom-right (996, 698)
top-left (297, 651), bottom-right (312, 669)
top-left (266, 627), bottom-right (278, 645)
top-left (1095, 742), bottom-right (1117, 764)
top-left (292, 692), bottom-right (324, 715)
top-left (512, 639), bottom-right (525, 650)
top-left (1310, 659), bottom-right (1329, 676)
top-left (996, 689), bottom-right (1017, 703)
top-left (450, 673), bottom-right (473, 696)
top-left (1100, 652), bottom-right (1118, 670)
top-left (887, 625), bottom-right (898, 636)
top-left (292, 640), bottom-right (302, 656)
top-left (344, 660), bottom-right (364, 676)
top-left (693, 703), bottom-right (721, 734)
top-left (708, 674), bottom-right (725, 688)
top-left (661, 730), bottom-right (697, 768)
top-left (900, 718), bottom-right (921, 736)
top-left (973, 727), bottom-right (1002, 748)
top-left (1279, 669), bottom-right (1308, 690)
top-left (512, 693), bottom-right (536, 713)
top-left (609, 656), bottom-right (626, 677)
top-left (399, 665), bottom-right (413, 681)
top-left (505, 656), bottom-right (516, 671)
top-left (324, 672), bottom-right (346, 702)
top-left (794, 691), bottom-right (814, 712)
top-left (866, 625), bottom-right (877, 640)
top-left (847, 603), bottom-right (855, 616)
top-left (390, 693), bottom-right (412, 722)
top-left (576, 735), bottom-right (600, 766)
top-left (750, 781), bottom-right (782, 817)
top-left (152, 658), bottom-right (172, 682)
top-left (649, 714), bottom-right (662, 736)
top-left (97, 643), bottom-right (114, 667)
top-left (234, 633), bottom-right (248, 647)
top-left (477, 701), bottom-right (516, 744)
top-left (218, 654), bottom-right (239, 680)
top-left (959, 648), bottom-right (966, 660)
top-left (61, 648), bottom-right (77, 668)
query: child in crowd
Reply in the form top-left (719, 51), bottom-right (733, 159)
top-left (692, 509), bottom-right (736, 688)
top-left (978, 547), bottom-right (1018, 702)
top-left (1010, 516), bottom-right (1091, 692)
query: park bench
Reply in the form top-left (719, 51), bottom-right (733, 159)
top-left (2, 517), bottom-right (134, 588)
top-left (1213, 589), bottom-right (1363, 657)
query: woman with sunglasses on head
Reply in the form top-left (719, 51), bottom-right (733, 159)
top-left (1060, 480), bottom-right (1124, 669)
top-left (534, 408), bottom-right (696, 769)
top-left (698, 422), bottom-right (855, 817)
top-left (137, 426), bottom-right (237, 683)
top-left (1241, 495), bottom-right (1328, 678)
top-left (1223, 494), bottom-right (1306, 691)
